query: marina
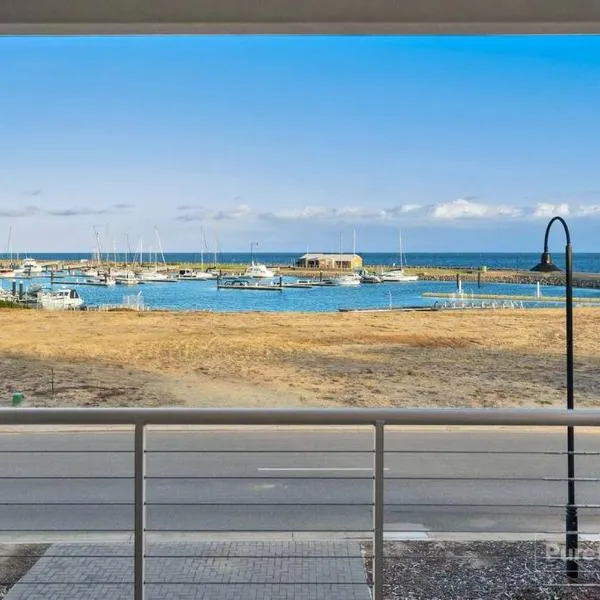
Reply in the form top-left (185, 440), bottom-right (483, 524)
top-left (2, 268), bottom-right (600, 312)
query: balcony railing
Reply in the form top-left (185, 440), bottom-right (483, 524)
top-left (1, 407), bottom-right (599, 600)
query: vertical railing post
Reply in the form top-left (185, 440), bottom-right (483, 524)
top-left (134, 423), bottom-right (146, 600)
top-left (373, 420), bottom-right (385, 600)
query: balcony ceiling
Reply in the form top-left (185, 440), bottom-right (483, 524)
top-left (1, 0), bottom-right (600, 34)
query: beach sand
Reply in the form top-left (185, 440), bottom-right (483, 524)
top-left (0, 308), bottom-right (599, 409)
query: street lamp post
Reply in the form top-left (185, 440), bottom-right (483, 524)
top-left (531, 216), bottom-right (577, 579)
top-left (250, 242), bottom-right (258, 264)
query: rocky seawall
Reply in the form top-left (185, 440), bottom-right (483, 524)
top-left (415, 269), bottom-right (600, 289)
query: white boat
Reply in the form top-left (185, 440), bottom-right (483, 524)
top-left (333, 274), bottom-right (361, 286)
top-left (358, 270), bottom-right (382, 284)
top-left (14, 257), bottom-right (43, 276)
top-left (0, 268), bottom-right (15, 279)
top-left (380, 231), bottom-right (419, 282)
top-left (114, 271), bottom-right (139, 286)
top-left (244, 262), bottom-right (275, 278)
top-left (85, 276), bottom-right (116, 287)
top-left (177, 269), bottom-right (214, 281)
top-left (36, 288), bottom-right (83, 310)
top-left (137, 270), bottom-right (178, 283)
top-left (380, 269), bottom-right (419, 282)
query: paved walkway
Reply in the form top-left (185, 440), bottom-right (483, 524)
top-left (7, 541), bottom-right (370, 600)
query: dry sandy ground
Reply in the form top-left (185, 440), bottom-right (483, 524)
top-left (0, 308), bottom-right (599, 408)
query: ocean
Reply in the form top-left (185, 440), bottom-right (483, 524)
top-left (8, 252), bottom-right (600, 273)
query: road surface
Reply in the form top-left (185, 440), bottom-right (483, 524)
top-left (0, 427), bottom-right (598, 541)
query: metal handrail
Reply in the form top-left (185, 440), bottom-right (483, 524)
top-left (2, 407), bottom-right (600, 425)
top-left (3, 406), bottom-right (600, 600)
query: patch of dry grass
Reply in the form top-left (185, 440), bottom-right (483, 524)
top-left (0, 308), bottom-right (599, 408)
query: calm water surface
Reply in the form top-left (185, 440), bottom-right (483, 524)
top-left (4, 277), bottom-right (600, 312)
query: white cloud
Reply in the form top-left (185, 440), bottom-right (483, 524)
top-left (214, 204), bottom-right (252, 220)
top-left (176, 204), bottom-right (251, 222)
top-left (533, 203), bottom-right (570, 218)
top-left (575, 204), bottom-right (600, 217)
top-left (432, 198), bottom-right (523, 220)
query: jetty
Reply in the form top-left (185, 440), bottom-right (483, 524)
top-left (422, 292), bottom-right (600, 304)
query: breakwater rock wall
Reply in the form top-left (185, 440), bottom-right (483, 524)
top-left (415, 269), bottom-right (600, 290)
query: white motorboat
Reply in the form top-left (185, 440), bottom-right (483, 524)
top-left (0, 268), bottom-right (15, 279)
top-left (379, 269), bottom-right (419, 282)
top-left (114, 271), bottom-right (139, 286)
top-left (177, 269), bottom-right (214, 281)
top-left (244, 262), bottom-right (275, 278)
top-left (36, 288), bottom-right (83, 310)
top-left (138, 270), bottom-right (178, 283)
top-left (14, 258), bottom-right (43, 276)
top-left (85, 276), bottom-right (117, 287)
top-left (359, 271), bottom-right (382, 284)
top-left (332, 273), bottom-right (361, 286)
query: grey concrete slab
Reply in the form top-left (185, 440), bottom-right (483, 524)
top-left (6, 541), bottom-right (370, 600)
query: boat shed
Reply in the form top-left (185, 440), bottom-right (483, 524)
top-left (296, 253), bottom-right (363, 269)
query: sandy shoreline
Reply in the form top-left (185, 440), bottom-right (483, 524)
top-left (1, 308), bottom-right (599, 409)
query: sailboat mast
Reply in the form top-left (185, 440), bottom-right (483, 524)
top-left (399, 231), bottom-right (403, 270)
top-left (155, 227), bottom-right (167, 268)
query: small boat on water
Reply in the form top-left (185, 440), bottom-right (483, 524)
top-left (114, 271), bottom-right (139, 286)
top-left (0, 268), bottom-right (15, 279)
top-left (217, 279), bottom-right (283, 291)
top-left (244, 262), bottom-right (275, 279)
top-left (379, 269), bottom-right (419, 282)
top-left (36, 288), bottom-right (84, 310)
top-left (177, 269), bottom-right (214, 281)
top-left (380, 231), bottom-right (419, 282)
top-left (85, 275), bottom-right (116, 287)
top-left (13, 258), bottom-right (43, 276)
top-left (281, 279), bottom-right (314, 288)
top-left (361, 273), bottom-right (382, 284)
top-left (331, 273), bottom-right (361, 286)
top-left (138, 270), bottom-right (178, 283)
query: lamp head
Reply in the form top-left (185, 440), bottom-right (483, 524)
top-left (531, 251), bottom-right (562, 272)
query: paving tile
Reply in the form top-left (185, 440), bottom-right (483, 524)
top-left (6, 541), bottom-right (370, 599)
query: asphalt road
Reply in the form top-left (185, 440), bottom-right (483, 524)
top-left (0, 428), bottom-right (599, 541)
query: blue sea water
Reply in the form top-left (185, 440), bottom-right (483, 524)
top-left (10, 251), bottom-right (600, 273)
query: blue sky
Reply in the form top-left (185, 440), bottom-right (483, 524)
top-left (2, 35), bottom-right (600, 253)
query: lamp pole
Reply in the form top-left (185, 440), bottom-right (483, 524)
top-left (531, 216), bottom-right (577, 578)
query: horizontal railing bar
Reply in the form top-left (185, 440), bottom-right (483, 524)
top-left (145, 449), bottom-right (374, 454)
top-left (10, 582), bottom-right (368, 586)
top-left (0, 502), bottom-right (597, 508)
top-left (385, 450), bottom-right (600, 456)
top-left (1, 407), bottom-right (600, 426)
top-left (0, 502), bottom-right (134, 506)
top-left (143, 529), bottom-right (373, 532)
top-left (145, 554), bottom-right (366, 559)
top-left (0, 450), bottom-right (133, 454)
top-left (0, 554), bottom-right (366, 559)
top-left (0, 529), bottom-right (133, 532)
top-left (0, 476), bottom-right (133, 480)
top-left (384, 477), bottom-right (600, 481)
top-left (2, 475), bottom-right (599, 481)
top-left (143, 476), bottom-right (374, 480)
top-left (143, 502), bottom-right (374, 506)
top-left (1, 448), bottom-right (597, 455)
top-left (385, 503), bottom-right (600, 508)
